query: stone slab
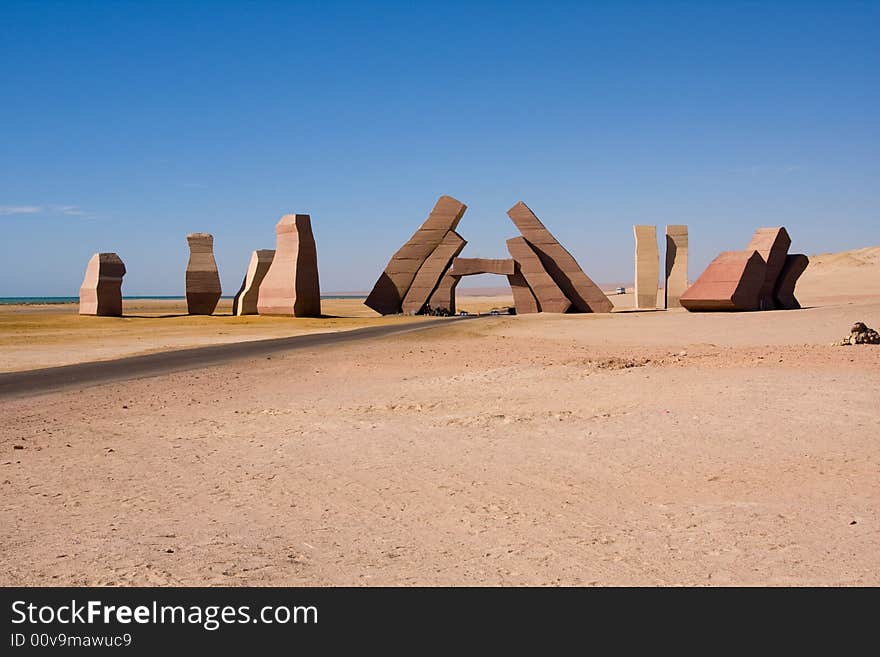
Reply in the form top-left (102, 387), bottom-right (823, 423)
top-left (232, 249), bottom-right (275, 316)
top-left (257, 214), bottom-right (321, 317)
top-left (506, 236), bottom-right (571, 313)
top-left (746, 227), bottom-right (791, 310)
top-left (774, 253), bottom-right (809, 310)
top-left (507, 202), bottom-right (611, 313)
top-left (186, 233), bottom-right (221, 315)
top-left (427, 271), bottom-right (460, 314)
top-left (634, 225), bottom-right (659, 309)
top-left (451, 258), bottom-right (515, 276)
top-left (507, 264), bottom-right (540, 314)
top-left (664, 224), bottom-right (688, 309)
top-left (365, 196), bottom-right (467, 315)
top-left (680, 250), bottom-right (766, 311)
top-left (402, 231), bottom-right (467, 314)
top-left (79, 252), bottom-right (126, 316)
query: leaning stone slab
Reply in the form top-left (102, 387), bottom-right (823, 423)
top-left (507, 263), bottom-right (540, 314)
top-left (680, 250), bottom-right (766, 311)
top-left (746, 227), bottom-right (791, 310)
top-left (257, 214), bottom-right (321, 317)
top-left (773, 253), bottom-right (809, 310)
top-left (506, 236), bottom-right (571, 313)
top-left (185, 233), bottom-right (222, 315)
top-left (507, 202), bottom-right (611, 313)
top-left (427, 270), bottom-right (461, 314)
top-left (634, 225), bottom-right (659, 309)
top-left (664, 225), bottom-right (688, 309)
top-left (232, 249), bottom-right (275, 316)
top-left (402, 231), bottom-right (467, 314)
top-left (365, 195), bottom-right (467, 315)
top-left (79, 253), bottom-right (126, 316)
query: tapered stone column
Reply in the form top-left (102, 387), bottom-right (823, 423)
top-left (79, 253), bottom-right (126, 316)
top-left (257, 214), bottom-right (321, 317)
top-left (664, 225), bottom-right (688, 309)
top-left (634, 225), bottom-right (659, 309)
top-left (186, 233), bottom-right (221, 315)
top-left (232, 249), bottom-right (275, 316)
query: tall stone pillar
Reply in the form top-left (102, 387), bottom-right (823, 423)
top-left (634, 225), bottom-right (659, 309)
top-left (79, 253), bottom-right (126, 316)
top-left (186, 233), bottom-right (222, 315)
top-left (664, 225), bottom-right (688, 309)
top-left (257, 214), bottom-right (321, 317)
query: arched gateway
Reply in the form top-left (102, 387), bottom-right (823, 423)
top-left (365, 196), bottom-right (613, 315)
top-left (426, 258), bottom-right (519, 315)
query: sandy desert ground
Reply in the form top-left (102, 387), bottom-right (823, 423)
top-left (0, 247), bottom-right (878, 585)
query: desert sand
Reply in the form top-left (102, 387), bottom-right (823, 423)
top-left (0, 247), bottom-right (878, 585)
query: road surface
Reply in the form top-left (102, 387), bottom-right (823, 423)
top-left (0, 317), bottom-right (471, 400)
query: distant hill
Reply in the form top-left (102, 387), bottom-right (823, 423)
top-left (807, 246), bottom-right (880, 269)
top-left (798, 246), bottom-right (880, 303)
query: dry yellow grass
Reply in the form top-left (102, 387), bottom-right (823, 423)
top-left (0, 297), bottom-right (434, 372)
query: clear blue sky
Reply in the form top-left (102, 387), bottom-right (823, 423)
top-left (1, 0), bottom-right (878, 295)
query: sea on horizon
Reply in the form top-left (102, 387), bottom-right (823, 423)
top-left (0, 295), bottom-right (366, 305)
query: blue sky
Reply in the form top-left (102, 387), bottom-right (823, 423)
top-left (1, 0), bottom-right (878, 295)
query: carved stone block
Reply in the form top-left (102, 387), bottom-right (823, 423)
top-left (186, 233), bottom-right (221, 315)
top-left (365, 196), bottom-right (467, 315)
top-left (506, 236), bottom-right (571, 313)
top-left (401, 231), bottom-right (466, 314)
top-left (664, 225), bottom-right (688, 309)
top-left (232, 249), bottom-right (275, 316)
top-left (79, 253), bottom-right (126, 316)
top-left (257, 214), bottom-right (321, 317)
top-left (634, 225), bottom-right (659, 309)
top-left (680, 250), bottom-right (766, 311)
top-left (507, 202), bottom-right (611, 313)
top-left (745, 227), bottom-right (791, 310)
top-left (773, 254), bottom-right (809, 310)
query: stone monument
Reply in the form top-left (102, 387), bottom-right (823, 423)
top-left (506, 237), bottom-right (571, 313)
top-left (401, 231), bottom-right (467, 314)
top-left (664, 225), bottom-right (688, 309)
top-left (425, 258), bottom-right (517, 315)
top-left (746, 227), bottom-right (791, 310)
top-left (451, 258), bottom-right (516, 277)
top-left (633, 225), bottom-right (659, 309)
top-left (232, 249), bottom-right (275, 316)
top-left (773, 253), bottom-right (809, 310)
top-left (185, 232), bottom-right (222, 315)
top-left (507, 262), bottom-right (540, 315)
top-left (680, 250), bottom-right (766, 311)
top-left (79, 253), bottom-right (126, 316)
top-left (257, 214), bottom-right (321, 317)
top-left (366, 196), bottom-right (612, 316)
top-left (426, 271), bottom-right (460, 314)
top-left (507, 202), bottom-right (612, 313)
top-left (365, 196), bottom-right (467, 315)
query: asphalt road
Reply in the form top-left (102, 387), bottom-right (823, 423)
top-left (0, 317), bottom-right (471, 400)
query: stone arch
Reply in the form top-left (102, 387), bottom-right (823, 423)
top-left (364, 196), bottom-right (612, 316)
top-left (427, 258), bottom-right (537, 315)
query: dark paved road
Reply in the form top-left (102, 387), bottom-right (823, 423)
top-left (0, 318), bottom-right (470, 400)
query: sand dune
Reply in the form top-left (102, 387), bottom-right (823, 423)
top-left (797, 246), bottom-right (880, 304)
